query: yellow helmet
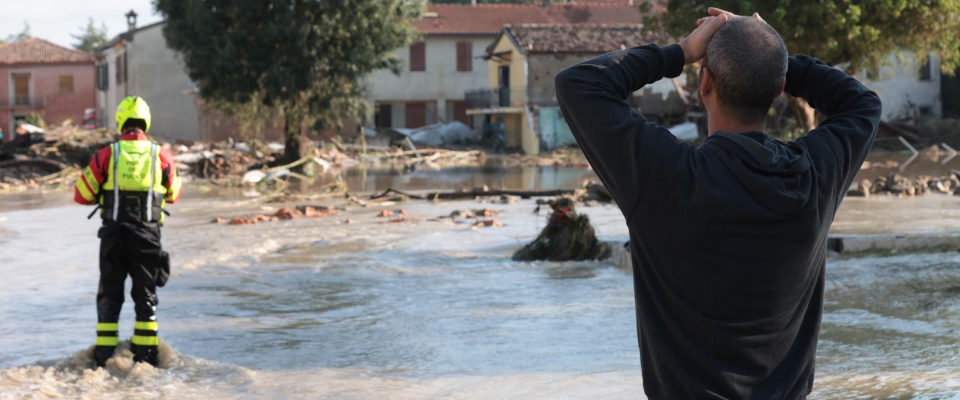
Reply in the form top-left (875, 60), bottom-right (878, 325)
top-left (116, 96), bottom-right (152, 132)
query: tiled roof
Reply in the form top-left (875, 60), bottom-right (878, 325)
top-left (415, 3), bottom-right (645, 35)
top-left (0, 38), bottom-right (96, 65)
top-left (504, 24), bottom-right (670, 54)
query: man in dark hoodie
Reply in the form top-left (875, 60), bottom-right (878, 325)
top-left (555, 7), bottom-right (881, 400)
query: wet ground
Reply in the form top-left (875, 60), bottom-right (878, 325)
top-left (2, 163), bottom-right (960, 399)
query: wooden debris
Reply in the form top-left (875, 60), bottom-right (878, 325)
top-left (215, 205), bottom-right (340, 225)
top-left (472, 220), bottom-right (503, 228)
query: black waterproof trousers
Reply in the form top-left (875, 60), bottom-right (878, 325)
top-left (93, 220), bottom-right (164, 367)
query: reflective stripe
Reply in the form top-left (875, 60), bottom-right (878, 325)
top-left (131, 335), bottom-right (159, 346)
top-left (82, 167), bottom-right (100, 195)
top-left (96, 322), bottom-right (119, 332)
top-left (77, 176), bottom-right (97, 202)
top-left (134, 321), bottom-right (158, 331)
top-left (146, 144), bottom-right (156, 221)
top-left (112, 142), bottom-right (120, 220)
top-left (166, 174), bottom-right (182, 201)
top-left (96, 336), bottom-right (119, 346)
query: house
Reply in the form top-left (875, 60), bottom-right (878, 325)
top-left (96, 11), bottom-right (205, 142)
top-left (95, 11), bottom-right (350, 143)
top-left (468, 24), bottom-right (679, 154)
top-left (364, 1), bottom-right (647, 145)
top-left (863, 53), bottom-right (942, 121)
top-left (0, 38), bottom-right (95, 141)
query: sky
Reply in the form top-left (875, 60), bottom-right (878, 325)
top-left (0, 0), bottom-right (164, 48)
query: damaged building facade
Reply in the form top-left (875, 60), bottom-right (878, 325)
top-left (468, 24), bottom-right (684, 154)
top-left (365, 1), bottom-right (654, 154)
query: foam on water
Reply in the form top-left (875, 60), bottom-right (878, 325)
top-left (0, 340), bottom-right (255, 400)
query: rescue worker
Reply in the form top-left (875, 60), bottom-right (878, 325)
top-left (74, 96), bottom-right (182, 367)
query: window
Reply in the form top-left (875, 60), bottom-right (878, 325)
top-left (375, 103), bottom-right (393, 128)
top-left (919, 58), bottom-right (932, 81)
top-left (456, 42), bottom-right (472, 72)
top-left (59, 75), bottom-right (74, 94)
top-left (410, 42), bottom-right (425, 72)
top-left (116, 53), bottom-right (127, 84)
top-left (405, 102), bottom-right (426, 128)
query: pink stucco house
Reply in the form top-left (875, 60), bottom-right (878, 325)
top-left (0, 38), bottom-right (96, 142)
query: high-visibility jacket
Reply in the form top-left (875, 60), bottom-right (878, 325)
top-left (75, 130), bottom-right (182, 222)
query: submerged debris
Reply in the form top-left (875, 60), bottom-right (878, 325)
top-left (847, 171), bottom-right (960, 197)
top-left (215, 205), bottom-right (340, 225)
top-left (512, 198), bottom-right (612, 262)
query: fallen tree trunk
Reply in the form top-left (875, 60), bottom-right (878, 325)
top-left (370, 187), bottom-right (576, 200)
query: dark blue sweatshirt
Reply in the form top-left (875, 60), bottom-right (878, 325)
top-left (555, 44), bottom-right (881, 399)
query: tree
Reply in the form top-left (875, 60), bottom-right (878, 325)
top-left (156, 0), bottom-right (424, 164)
top-left (72, 18), bottom-right (109, 52)
top-left (4, 21), bottom-right (31, 42)
top-left (431, 0), bottom-right (542, 3)
top-left (648, 1), bottom-right (960, 131)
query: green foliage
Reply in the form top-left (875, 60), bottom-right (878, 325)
top-left (155, 0), bottom-right (424, 161)
top-left (431, 0), bottom-right (543, 3)
top-left (647, 0), bottom-right (960, 75)
top-left (24, 113), bottom-right (46, 129)
top-left (71, 18), bottom-right (109, 52)
top-left (4, 21), bottom-right (31, 42)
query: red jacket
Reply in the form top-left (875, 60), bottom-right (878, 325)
top-left (74, 130), bottom-right (182, 205)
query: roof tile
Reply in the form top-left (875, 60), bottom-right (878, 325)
top-left (505, 24), bottom-right (670, 54)
top-left (0, 38), bottom-right (96, 65)
top-left (415, 3), bottom-right (645, 35)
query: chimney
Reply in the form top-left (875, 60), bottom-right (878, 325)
top-left (471, 0), bottom-right (476, 6)
top-left (125, 10), bottom-right (139, 32)
top-left (542, 0), bottom-right (551, 7)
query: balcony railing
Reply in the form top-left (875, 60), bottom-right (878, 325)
top-left (0, 95), bottom-right (47, 108)
top-left (465, 87), bottom-right (526, 109)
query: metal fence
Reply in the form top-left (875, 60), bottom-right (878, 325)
top-left (0, 95), bottom-right (47, 108)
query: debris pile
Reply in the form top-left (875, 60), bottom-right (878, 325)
top-left (495, 148), bottom-right (590, 168)
top-left (215, 205), bottom-right (340, 225)
top-left (848, 171), bottom-right (960, 197)
top-left (512, 198), bottom-right (612, 262)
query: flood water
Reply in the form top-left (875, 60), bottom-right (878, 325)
top-left (2, 163), bottom-right (960, 399)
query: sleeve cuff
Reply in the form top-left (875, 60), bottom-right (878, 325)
top-left (783, 56), bottom-right (804, 96)
top-left (661, 44), bottom-right (685, 79)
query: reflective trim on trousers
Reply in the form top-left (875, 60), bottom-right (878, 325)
top-left (96, 336), bottom-right (120, 346)
top-left (131, 335), bottom-right (159, 346)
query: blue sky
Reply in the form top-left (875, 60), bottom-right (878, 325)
top-left (0, 0), bottom-right (164, 48)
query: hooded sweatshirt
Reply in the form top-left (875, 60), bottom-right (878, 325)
top-left (555, 44), bottom-right (881, 399)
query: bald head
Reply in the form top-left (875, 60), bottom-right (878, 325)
top-left (703, 16), bottom-right (788, 125)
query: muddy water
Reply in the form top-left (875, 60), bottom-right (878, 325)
top-left (2, 171), bottom-right (960, 398)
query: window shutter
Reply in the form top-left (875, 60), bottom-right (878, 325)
top-left (59, 75), bottom-right (74, 94)
top-left (115, 55), bottom-right (122, 83)
top-left (405, 102), bottom-right (426, 128)
top-left (456, 42), bottom-right (472, 72)
top-left (410, 42), bottom-right (426, 72)
top-left (453, 102), bottom-right (468, 124)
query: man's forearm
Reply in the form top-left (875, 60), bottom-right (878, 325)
top-left (556, 44), bottom-right (685, 103)
top-left (783, 55), bottom-right (880, 118)
top-left (554, 44), bottom-right (686, 218)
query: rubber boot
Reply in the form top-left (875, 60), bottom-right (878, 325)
top-left (131, 343), bottom-right (159, 366)
top-left (93, 346), bottom-right (115, 368)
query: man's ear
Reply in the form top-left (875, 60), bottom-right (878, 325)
top-left (774, 79), bottom-right (785, 99)
top-left (700, 67), bottom-right (714, 97)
